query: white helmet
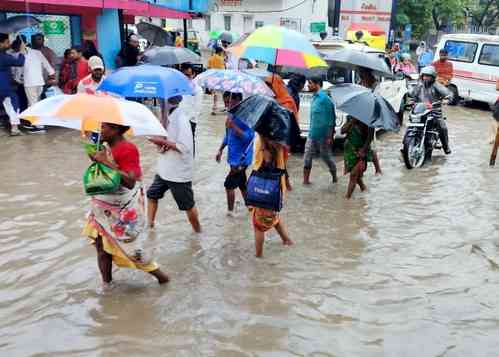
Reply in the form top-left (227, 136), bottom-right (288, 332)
top-left (420, 66), bottom-right (437, 78)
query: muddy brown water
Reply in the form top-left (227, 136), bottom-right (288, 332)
top-left (1, 103), bottom-right (498, 356)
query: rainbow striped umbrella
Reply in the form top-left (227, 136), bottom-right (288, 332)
top-left (228, 26), bottom-right (327, 69)
top-left (20, 94), bottom-right (167, 136)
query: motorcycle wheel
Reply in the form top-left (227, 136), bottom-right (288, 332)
top-left (403, 135), bottom-right (426, 169)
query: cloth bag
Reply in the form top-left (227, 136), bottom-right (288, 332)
top-left (83, 162), bottom-right (121, 196)
top-left (245, 169), bottom-right (283, 212)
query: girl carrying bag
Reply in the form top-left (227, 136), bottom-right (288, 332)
top-left (245, 168), bottom-right (284, 212)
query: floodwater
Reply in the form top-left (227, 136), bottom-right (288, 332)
top-left (1, 102), bottom-right (498, 357)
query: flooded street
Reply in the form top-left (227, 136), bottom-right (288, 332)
top-left (1, 101), bottom-right (498, 357)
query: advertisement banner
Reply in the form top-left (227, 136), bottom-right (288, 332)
top-left (338, 0), bottom-right (393, 38)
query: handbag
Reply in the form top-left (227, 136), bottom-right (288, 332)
top-left (83, 162), bottom-right (122, 196)
top-left (245, 169), bottom-right (283, 212)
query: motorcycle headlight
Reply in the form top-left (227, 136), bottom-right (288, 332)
top-left (410, 114), bottom-right (421, 123)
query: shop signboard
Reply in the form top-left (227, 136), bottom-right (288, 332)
top-left (338, 0), bottom-right (394, 39)
top-left (43, 20), bottom-right (66, 35)
top-left (310, 22), bottom-right (326, 33)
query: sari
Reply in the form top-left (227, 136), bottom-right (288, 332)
top-left (251, 135), bottom-right (286, 232)
top-left (344, 122), bottom-right (373, 173)
top-left (83, 143), bottom-right (158, 273)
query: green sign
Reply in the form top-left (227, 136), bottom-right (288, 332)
top-left (43, 21), bottom-right (65, 35)
top-left (310, 22), bottom-right (326, 33)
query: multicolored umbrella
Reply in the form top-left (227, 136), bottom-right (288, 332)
top-left (228, 26), bottom-right (327, 69)
top-left (98, 65), bottom-right (193, 99)
top-left (20, 94), bottom-right (167, 136)
top-left (194, 69), bottom-right (274, 97)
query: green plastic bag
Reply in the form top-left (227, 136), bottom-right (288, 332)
top-left (83, 162), bottom-right (122, 196)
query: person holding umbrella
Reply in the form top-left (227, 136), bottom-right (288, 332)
top-left (303, 77), bottom-right (338, 185)
top-left (341, 117), bottom-right (374, 199)
top-left (207, 47), bottom-right (226, 115)
top-left (215, 92), bottom-right (254, 217)
top-left (0, 32), bottom-right (25, 136)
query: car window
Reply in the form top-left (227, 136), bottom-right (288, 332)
top-left (444, 40), bottom-right (478, 63)
top-left (328, 67), bottom-right (352, 84)
top-left (478, 44), bottom-right (499, 67)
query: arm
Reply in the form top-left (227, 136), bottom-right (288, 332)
top-left (326, 101), bottom-right (336, 142)
top-left (341, 118), bottom-right (354, 135)
top-left (359, 127), bottom-right (375, 159)
top-left (40, 52), bottom-right (55, 76)
top-left (1, 52), bottom-right (25, 67)
top-left (216, 133), bottom-right (228, 162)
top-left (92, 150), bottom-right (136, 189)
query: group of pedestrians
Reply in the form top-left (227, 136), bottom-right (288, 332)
top-left (0, 32), bottom-right (111, 136)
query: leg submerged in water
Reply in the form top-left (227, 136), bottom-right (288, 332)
top-left (95, 236), bottom-right (113, 284)
top-left (149, 269), bottom-right (169, 284)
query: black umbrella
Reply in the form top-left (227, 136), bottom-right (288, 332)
top-left (229, 95), bottom-right (291, 145)
top-left (136, 22), bottom-right (174, 47)
top-left (329, 84), bottom-right (399, 131)
top-left (0, 15), bottom-right (41, 33)
top-left (323, 47), bottom-right (392, 77)
top-left (143, 46), bottom-right (201, 65)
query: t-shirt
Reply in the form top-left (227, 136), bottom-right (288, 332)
top-left (77, 74), bottom-right (105, 95)
top-left (23, 48), bottom-right (55, 87)
top-left (156, 107), bottom-right (193, 183)
top-left (111, 140), bottom-right (142, 180)
top-left (208, 54), bottom-right (225, 69)
top-left (309, 89), bottom-right (336, 141)
top-left (222, 116), bottom-right (254, 167)
top-left (432, 60), bottom-right (453, 81)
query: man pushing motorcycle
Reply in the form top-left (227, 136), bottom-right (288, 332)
top-left (409, 66), bottom-right (452, 155)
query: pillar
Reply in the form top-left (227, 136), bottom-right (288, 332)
top-left (96, 9), bottom-right (121, 70)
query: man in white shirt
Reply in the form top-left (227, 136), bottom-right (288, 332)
top-left (179, 63), bottom-right (203, 155)
top-left (147, 96), bottom-right (201, 233)
top-left (77, 56), bottom-right (105, 95)
top-left (23, 46), bottom-right (55, 106)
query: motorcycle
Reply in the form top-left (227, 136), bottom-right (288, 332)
top-left (402, 101), bottom-right (444, 169)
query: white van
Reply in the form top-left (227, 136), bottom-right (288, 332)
top-left (435, 34), bottom-right (499, 105)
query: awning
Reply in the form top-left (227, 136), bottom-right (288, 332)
top-left (3, 0), bottom-right (191, 18)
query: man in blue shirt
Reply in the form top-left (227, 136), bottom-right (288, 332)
top-left (216, 92), bottom-right (254, 216)
top-left (0, 33), bottom-right (25, 136)
top-left (303, 77), bottom-right (337, 185)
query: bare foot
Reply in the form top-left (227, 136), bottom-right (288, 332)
top-left (303, 180), bottom-right (311, 185)
top-left (150, 269), bottom-right (170, 285)
top-left (375, 171), bottom-right (383, 176)
top-left (283, 239), bottom-right (294, 246)
top-left (286, 179), bottom-right (293, 191)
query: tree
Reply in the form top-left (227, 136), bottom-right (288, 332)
top-left (470, 0), bottom-right (499, 28)
top-left (396, 0), bottom-right (470, 37)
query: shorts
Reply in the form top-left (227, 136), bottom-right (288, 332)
top-left (224, 166), bottom-right (248, 191)
top-left (147, 175), bottom-right (195, 211)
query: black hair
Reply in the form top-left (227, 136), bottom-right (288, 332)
top-left (0, 33), bottom-right (9, 43)
top-left (223, 91), bottom-right (243, 102)
top-left (107, 123), bottom-right (130, 135)
top-left (309, 76), bottom-right (323, 87)
top-left (215, 46), bottom-right (223, 54)
top-left (289, 74), bottom-right (306, 88)
top-left (439, 49), bottom-right (448, 55)
top-left (180, 62), bottom-right (192, 72)
top-left (355, 30), bottom-right (364, 40)
top-left (11, 37), bottom-right (23, 51)
top-left (31, 33), bottom-right (44, 41)
top-left (64, 48), bottom-right (72, 58)
top-left (72, 45), bottom-right (83, 53)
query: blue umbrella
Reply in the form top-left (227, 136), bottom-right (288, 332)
top-left (98, 64), bottom-right (193, 99)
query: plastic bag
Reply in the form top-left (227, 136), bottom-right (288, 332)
top-left (83, 162), bottom-right (121, 196)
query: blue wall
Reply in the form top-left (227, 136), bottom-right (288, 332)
top-left (96, 9), bottom-right (121, 70)
top-left (148, 0), bottom-right (210, 12)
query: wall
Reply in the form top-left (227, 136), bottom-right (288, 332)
top-left (162, 0), bottom-right (329, 48)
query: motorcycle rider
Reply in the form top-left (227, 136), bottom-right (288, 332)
top-left (409, 66), bottom-right (452, 155)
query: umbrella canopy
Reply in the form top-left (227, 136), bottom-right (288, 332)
top-left (137, 22), bottom-right (174, 47)
top-left (229, 25), bottom-right (326, 69)
top-left (218, 31), bottom-right (234, 44)
top-left (323, 48), bottom-right (392, 77)
top-left (19, 94), bottom-right (167, 136)
top-left (98, 65), bottom-right (193, 99)
top-left (229, 95), bottom-right (291, 145)
top-left (279, 66), bottom-right (328, 79)
top-left (0, 15), bottom-right (41, 33)
top-left (194, 69), bottom-right (274, 97)
top-left (242, 68), bottom-right (272, 79)
top-left (143, 46), bottom-right (201, 66)
top-left (329, 84), bottom-right (399, 131)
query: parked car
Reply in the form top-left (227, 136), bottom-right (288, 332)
top-left (435, 33), bottom-right (499, 106)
